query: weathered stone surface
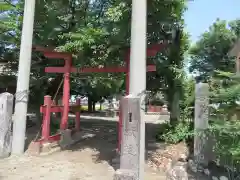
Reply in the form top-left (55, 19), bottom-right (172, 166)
top-left (194, 83), bottom-right (210, 165)
top-left (0, 93), bottom-right (14, 158)
top-left (120, 96), bottom-right (141, 170)
top-left (59, 129), bottom-right (74, 148)
top-left (115, 95), bottom-right (145, 180)
top-left (114, 169), bottom-right (137, 180)
top-left (166, 162), bottom-right (188, 180)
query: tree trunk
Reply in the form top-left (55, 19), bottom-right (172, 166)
top-left (92, 102), bottom-right (96, 112)
top-left (88, 97), bottom-right (93, 112)
top-left (100, 103), bottom-right (102, 111)
top-left (170, 91), bottom-right (180, 125)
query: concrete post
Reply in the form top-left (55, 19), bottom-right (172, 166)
top-left (128, 0), bottom-right (147, 179)
top-left (0, 93), bottom-right (14, 158)
top-left (129, 0), bottom-right (147, 95)
top-left (114, 95), bottom-right (142, 180)
top-left (11, 0), bottom-right (36, 154)
top-left (194, 83), bottom-right (210, 165)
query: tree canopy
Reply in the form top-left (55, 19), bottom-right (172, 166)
top-left (0, 0), bottom-right (189, 121)
top-left (189, 19), bottom-right (240, 81)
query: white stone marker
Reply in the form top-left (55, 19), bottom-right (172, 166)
top-left (194, 83), bottom-right (209, 165)
top-left (114, 95), bottom-right (143, 180)
top-left (0, 93), bottom-right (14, 158)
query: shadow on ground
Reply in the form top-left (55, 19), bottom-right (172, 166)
top-left (24, 117), bottom-right (208, 179)
top-left (64, 118), bottom-right (168, 170)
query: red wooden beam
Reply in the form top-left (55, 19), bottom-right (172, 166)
top-left (147, 43), bottom-right (168, 57)
top-left (34, 46), bottom-right (72, 59)
top-left (40, 105), bottom-right (81, 113)
top-left (40, 105), bottom-right (63, 113)
top-left (147, 65), bottom-right (156, 72)
top-left (76, 67), bottom-right (126, 73)
top-left (33, 46), bottom-right (55, 52)
top-left (35, 43), bottom-right (167, 63)
top-left (45, 67), bottom-right (126, 73)
top-left (45, 67), bottom-right (74, 73)
top-left (126, 42), bottom-right (168, 57)
top-left (45, 65), bottom-right (156, 73)
top-left (43, 52), bottom-right (72, 60)
top-left (35, 134), bottom-right (61, 143)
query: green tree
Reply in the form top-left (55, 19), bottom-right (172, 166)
top-left (189, 19), bottom-right (240, 81)
top-left (0, 0), bottom-right (189, 119)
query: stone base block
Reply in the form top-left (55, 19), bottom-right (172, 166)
top-left (26, 141), bottom-right (60, 156)
top-left (114, 169), bottom-right (137, 180)
top-left (59, 129), bottom-right (74, 148)
top-left (59, 129), bottom-right (95, 149)
top-left (26, 129), bottom-right (96, 156)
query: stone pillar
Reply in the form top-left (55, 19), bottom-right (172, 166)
top-left (0, 93), bottom-right (14, 158)
top-left (114, 95), bottom-right (144, 180)
top-left (194, 83), bottom-right (210, 165)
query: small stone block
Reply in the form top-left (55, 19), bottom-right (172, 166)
top-left (114, 169), bottom-right (137, 180)
top-left (59, 129), bottom-right (74, 148)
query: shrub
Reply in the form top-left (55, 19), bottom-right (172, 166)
top-left (207, 119), bottom-right (240, 167)
top-left (156, 121), bottom-right (194, 144)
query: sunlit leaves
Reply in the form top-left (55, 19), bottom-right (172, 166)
top-left (189, 19), bottom-right (239, 79)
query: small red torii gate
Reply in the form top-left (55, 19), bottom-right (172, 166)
top-left (34, 43), bottom-right (168, 147)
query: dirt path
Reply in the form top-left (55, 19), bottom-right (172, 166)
top-left (0, 116), bottom-right (167, 180)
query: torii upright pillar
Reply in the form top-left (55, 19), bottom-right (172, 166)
top-left (12, 0), bottom-right (36, 155)
top-left (129, 0), bottom-right (146, 178)
top-left (116, 0), bottom-right (147, 179)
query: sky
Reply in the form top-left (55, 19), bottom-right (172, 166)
top-left (184, 0), bottom-right (240, 43)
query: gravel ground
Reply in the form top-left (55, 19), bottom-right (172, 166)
top-left (0, 115), bottom-right (167, 180)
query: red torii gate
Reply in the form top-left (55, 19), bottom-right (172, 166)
top-left (34, 43), bottom-right (168, 147)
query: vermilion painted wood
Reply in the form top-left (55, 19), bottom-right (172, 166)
top-left (33, 46), bottom-right (55, 52)
top-left (45, 67), bottom-right (126, 73)
top-left (60, 57), bottom-right (71, 130)
top-left (36, 134), bottom-right (61, 143)
top-left (44, 65), bottom-right (156, 73)
top-left (43, 52), bottom-right (72, 60)
top-left (41, 96), bottom-right (51, 140)
top-left (40, 105), bottom-right (63, 113)
top-left (40, 105), bottom-right (81, 113)
top-left (125, 43), bottom-right (168, 57)
top-left (146, 43), bottom-right (168, 56)
top-left (35, 43), bottom-right (167, 148)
